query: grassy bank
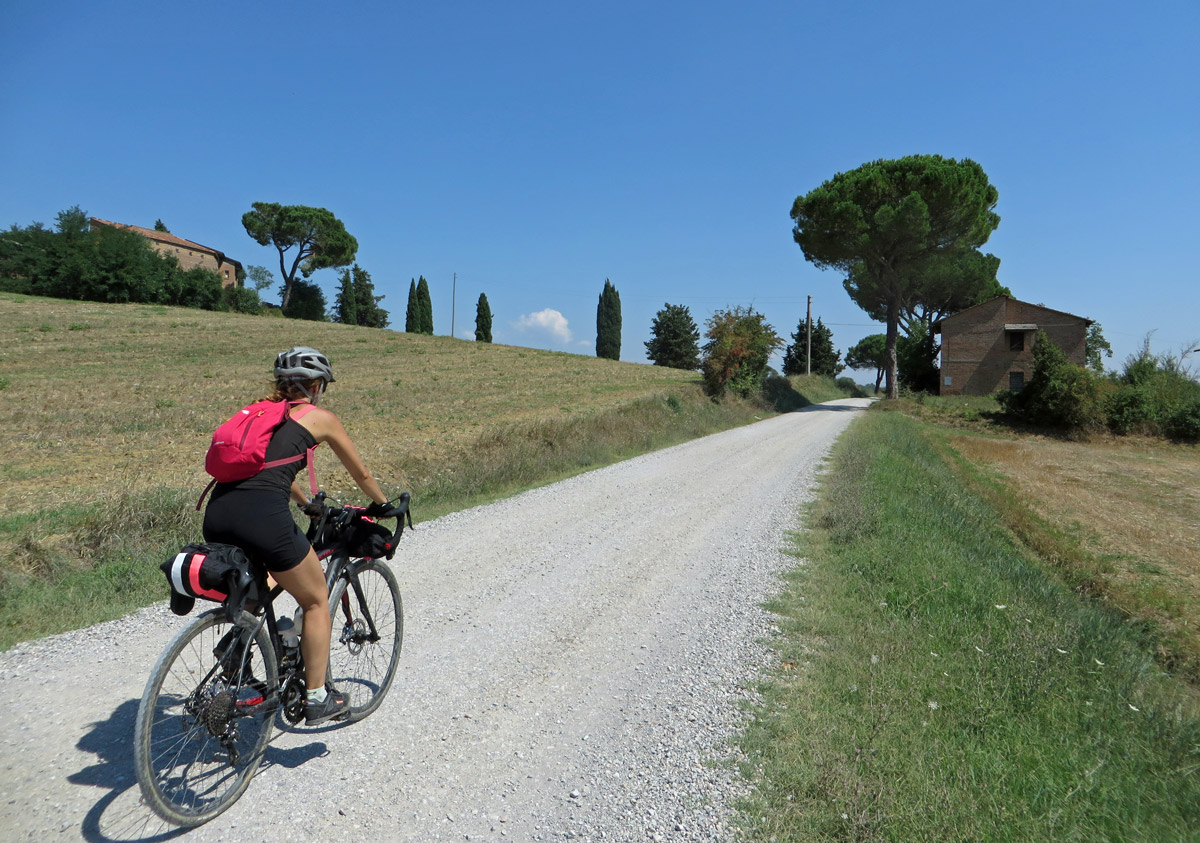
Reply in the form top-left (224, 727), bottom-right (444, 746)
top-left (0, 293), bottom-right (854, 648)
top-left (738, 411), bottom-right (1200, 840)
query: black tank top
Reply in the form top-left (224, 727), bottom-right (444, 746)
top-left (218, 416), bottom-right (317, 496)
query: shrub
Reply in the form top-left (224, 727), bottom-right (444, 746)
top-left (1106, 384), bottom-right (1158, 435)
top-left (1163, 398), bottom-right (1200, 441)
top-left (1106, 338), bottom-right (1200, 438)
top-left (1000, 332), bottom-right (1105, 431)
top-left (701, 306), bottom-right (783, 399)
top-left (222, 285), bottom-right (262, 315)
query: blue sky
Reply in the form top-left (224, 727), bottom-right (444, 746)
top-left (2, 1), bottom-right (1197, 374)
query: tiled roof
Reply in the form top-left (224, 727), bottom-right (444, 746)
top-left (89, 217), bottom-right (237, 263)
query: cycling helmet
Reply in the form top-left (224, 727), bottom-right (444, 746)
top-left (274, 346), bottom-right (335, 383)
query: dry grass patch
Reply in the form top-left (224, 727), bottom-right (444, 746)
top-left (0, 294), bottom-right (700, 514)
top-left (947, 430), bottom-right (1200, 673)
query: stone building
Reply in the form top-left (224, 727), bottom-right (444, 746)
top-left (89, 217), bottom-right (242, 288)
top-left (934, 296), bottom-right (1090, 396)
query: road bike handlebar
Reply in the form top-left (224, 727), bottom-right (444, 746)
top-left (305, 490), bottom-right (413, 559)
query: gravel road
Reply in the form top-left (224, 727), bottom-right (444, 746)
top-left (0, 398), bottom-right (869, 842)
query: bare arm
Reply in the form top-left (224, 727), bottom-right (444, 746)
top-left (294, 406), bottom-right (388, 505)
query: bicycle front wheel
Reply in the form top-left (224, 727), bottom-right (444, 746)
top-left (327, 558), bottom-right (403, 722)
top-left (133, 608), bottom-right (278, 827)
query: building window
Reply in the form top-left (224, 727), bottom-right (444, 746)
top-left (1008, 331), bottom-right (1025, 352)
top-left (1009, 371), bottom-right (1025, 392)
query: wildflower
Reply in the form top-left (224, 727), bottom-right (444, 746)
top-left (928, 700), bottom-right (939, 711)
top-left (871, 654), bottom-right (880, 664)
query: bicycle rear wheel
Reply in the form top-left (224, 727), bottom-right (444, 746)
top-left (134, 608), bottom-right (278, 827)
top-left (327, 558), bottom-right (403, 722)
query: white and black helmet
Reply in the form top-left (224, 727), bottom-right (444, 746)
top-left (274, 346), bottom-right (335, 383)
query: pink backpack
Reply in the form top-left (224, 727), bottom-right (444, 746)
top-left (195, 400), bottom-right (319, 509)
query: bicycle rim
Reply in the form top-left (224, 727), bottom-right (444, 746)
top-left (327, 559), bottom-right (403, 721)
top-left (133, 609), bottom-right (278, 826)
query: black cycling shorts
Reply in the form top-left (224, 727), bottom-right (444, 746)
top-left (202, 488), bottom-right (310, 573)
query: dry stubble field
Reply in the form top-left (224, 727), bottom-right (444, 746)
top-left (0, 294), bottom-right (700, 516)
top-left (947, 428), bottom-right (1200, 672)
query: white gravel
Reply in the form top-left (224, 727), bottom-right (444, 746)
top-left (0, 399), bottom-right (869, 842)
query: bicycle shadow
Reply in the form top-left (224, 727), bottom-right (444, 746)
top-left (69, 698), bottom-right (332, 842)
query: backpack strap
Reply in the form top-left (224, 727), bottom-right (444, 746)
top-left (283, 403), bottom-right (320, 497)
top-left (196, 403), bottom-right (321, 510)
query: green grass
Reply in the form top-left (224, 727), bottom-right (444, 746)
top-left (737, 411), bottom-right (1200, 841)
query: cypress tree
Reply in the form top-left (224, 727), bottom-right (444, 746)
top-left (416, 276), bottom-right (433, 334)
top-left (475, 292), bottom-right (493, 343)
top-left (595, 279), bottom-right (621, 360)
top-left (405, 279), bottom-right (418, 332)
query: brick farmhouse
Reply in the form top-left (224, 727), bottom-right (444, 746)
top-left (934, 296), bottom-right (1091, 396)
top-left (89, 217), bottom-right (242, 288)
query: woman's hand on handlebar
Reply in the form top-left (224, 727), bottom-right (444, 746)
top-left (364, 499), bottom-right (404, 519)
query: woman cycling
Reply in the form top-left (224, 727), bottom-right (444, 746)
top-left (202, 346), bottom-right (391, 725)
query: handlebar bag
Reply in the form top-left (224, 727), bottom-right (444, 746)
top-left (161, 542), bottom-right (264, 620)
top-left (347, 519), bottom-right (395, 559)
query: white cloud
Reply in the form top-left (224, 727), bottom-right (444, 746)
top-left (512, 308), bottom-right (573, 345)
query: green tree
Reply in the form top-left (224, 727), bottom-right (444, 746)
top-left (405, 279), bottom-right (418, 332)
top-left (596, 279), bottom-right (622, 360)
top-left (246, 265), bottom-right (275, 294)
top-left (333, 268), bottom-right (358, 324)
top-left (351, 264), bottom-right (388, 328)
top-left (701, 306), bottom-right (784, 398)
top-left (896, 320), bottom-right (939, 393)
top-left (153, 219), bottom-right (170, 233)
top-left (0, 222), bottom-right (56, 293)
top-left (645, 303), bottom-right (700, 369)
top-left (280, 277), bottom-right (327, 321)
top-left (782, 315), bottom-right (842, 377)
top-left (791, 155), bottom-right (1000, 398)
top-left (845, 250), bottom-right (1008, 339)
top-left (845, 334), bottom-right (887, 394)
top-left (1086, 322), bottom-right (1114, 374)
top-left (415, 276), bottom-right (433, 334)
top-left (241, 202), bottom-right (357, 313)
top-left (475, 293), bottom-right (493, 343)
top-left (55, 205), bottom-right (89, 237)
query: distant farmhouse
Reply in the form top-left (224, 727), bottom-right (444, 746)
top-left (934, 296), bottom-right (1091, 396)
top-left (89, 217), bottom-right (242, 288)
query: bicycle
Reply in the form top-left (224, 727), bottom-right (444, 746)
top-left (133, 491), bottom-right (413, 827)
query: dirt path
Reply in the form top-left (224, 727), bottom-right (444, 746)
top-left (0, 399), bottom-right (870, 842)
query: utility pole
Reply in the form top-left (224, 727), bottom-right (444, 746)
top-left (451, 273), bottom-right (456, 338)
top-left (806, 295), bottom-right (812, 376)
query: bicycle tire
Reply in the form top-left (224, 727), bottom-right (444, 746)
top-left (327, 558), bottom-right (403, 722)
top-left (133, 608), bottom-right (278, 827)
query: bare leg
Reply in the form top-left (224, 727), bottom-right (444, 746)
top-left (270, 548), bottom-right (331, 692)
